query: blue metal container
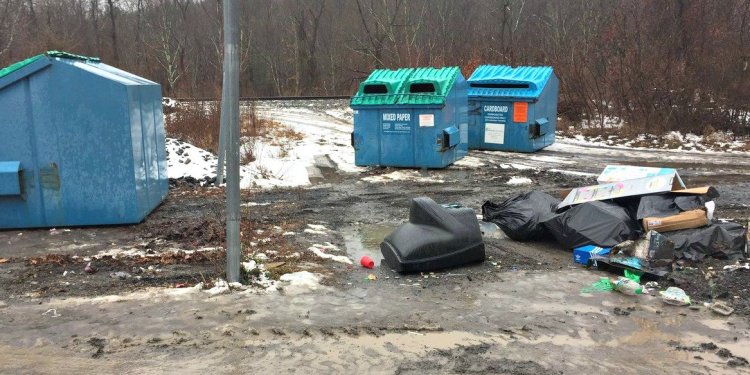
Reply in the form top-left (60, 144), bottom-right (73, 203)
top-left (0, 51), bottom-right (168, 229)
top-left (351, 66), bottom-right (468, 168)
top-left (467, 65), bottom-right (558, 152)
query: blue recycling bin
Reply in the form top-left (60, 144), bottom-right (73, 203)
top-left (0, 51), bottom-right (168, 229)
top-left (350, 66), bottom-right (468, 168)
top-left (467, 65), bottom-right (558, 152)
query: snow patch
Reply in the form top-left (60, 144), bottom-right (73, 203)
top-left (308, 243), bottom-right (352, 264)
top-left (279, 271), bottom-right (324, 294)
top-left (93, 246), bottom-right (219, 259)
top-left (165, 101), bottom-right (365, 188)
top-left (453, 156), bottom-right (486, 168)
top-left (205, 279), bottom-right (230, 296)
top-left (362, 170), bottom-right (445, 184)
top-left (548, 169), bottom-right (597, 177)
top-left (304, 224), bottom-right (329, 235)
top-left (507, 176), bottom-right (533, 185)
top-left (241, 202), bottom-right (271, 207)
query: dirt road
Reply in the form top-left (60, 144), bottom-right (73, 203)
top-left (1, 101), bottom-right (749, 374)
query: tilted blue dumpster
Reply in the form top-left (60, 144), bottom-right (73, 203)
top-left (0, 51), bottom-right (168, 229)
top-left (467, 65), bottom-right (558, 152)
top-left (351, 66), bottom-right (468, 168)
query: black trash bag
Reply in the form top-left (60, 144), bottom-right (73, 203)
top-left (481, 191), bottom-right (560, 241)
top-left (542, 201), bottom-right (642, 249)
top-left (665, 222), bottom-right (747, 261)
top-left (636, 195), bottom-right (681, 220)
top-left (674, 195), bottom-right (706, 211)
top-left (635, 189), bottom-right (717, 220)
top-left (635, 194), bottom-right (707, 220)
top-left (381, 197), bottom-right (485, 273)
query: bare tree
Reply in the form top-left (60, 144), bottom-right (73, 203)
top-left (106, 0), bottom-right (118, 63)
top-left (0, 0), bottom-right (23, 58)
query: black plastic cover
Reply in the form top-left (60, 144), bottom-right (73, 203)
top-left (381, 197), bottom-right (485, 273)
top-left (665, 222), bottom-right (747, 261)
top-left (636, 194), bottom-right (707, 220)
top-left (542, 201), bottom-right (642, 249)
top-left (481, 191), bottom-right (560, 241)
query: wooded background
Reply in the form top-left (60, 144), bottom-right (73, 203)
top-left (1, 0), bottom-right (748, 134)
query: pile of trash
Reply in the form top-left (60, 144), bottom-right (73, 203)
top-left (483, 165), bottom-right (748, 278)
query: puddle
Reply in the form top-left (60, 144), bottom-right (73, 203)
top-left (342, 224), bottom-right (393, 264)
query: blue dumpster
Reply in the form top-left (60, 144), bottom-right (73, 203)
top-left (0, 51), bottom-right (168, 229)
top-left (467, 65), bottom-right (558, 152)
top-left (351, 66), bottom-right (468, 168)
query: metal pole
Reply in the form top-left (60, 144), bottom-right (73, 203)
top-left (221, 0), bottom-right (241, 283)
top-left (215, 98), bottom-right (227, 187)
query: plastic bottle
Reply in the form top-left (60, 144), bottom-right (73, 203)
top-left (613, 277), bottom-right (643, 295)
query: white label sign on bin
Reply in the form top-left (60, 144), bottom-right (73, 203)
top-left (484, 123), bottom-right (505, 144)
top-left (419, 114), bottom-right (434, 127)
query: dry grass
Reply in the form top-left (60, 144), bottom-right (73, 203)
top-left (165, 100), bottom-right (299, 163)
top-left (165, 101), bottom-right (221, 153)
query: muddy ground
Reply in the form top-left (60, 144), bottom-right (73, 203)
top-left (1, 100), bottom-right (750, 374)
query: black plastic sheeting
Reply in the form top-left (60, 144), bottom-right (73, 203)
top-left (636, 194), bottom-right (708, 220)
top-left (665, 222), bottom-right (747, 261)
top-left (542, 201), bottom-right (642, 249)
top-left (481, 191), bottom-right (560, 241)
top-left (381, 197), bottom-right (485, 273)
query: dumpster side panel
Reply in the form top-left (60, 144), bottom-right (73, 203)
top-left (128, 85), bottom-right (149, 220)
top-left (451, 74), bottom-right (469, 158)
top-left (30, 65), bottom-right (66, 225)
top-left (130, 83), bottom-right (166, 221)
top-left (49, 62), bottom-right (138, 226)
top-left (482, 101), bottom-right (512, 149)
top-left (413, 108), bottom-right (439, 168)
top-left (0, 75), bottom-right (45, 228)
top-left (544, 74), bottom-right (559, 148)
top-left (468, 99), bottom-right (483, 148)
top-left (379, 109), bottom-right (416, 167)
top-left (352, 107), bottom-right (382, 167)
top-left (148, 84), bottom-right (169, 204)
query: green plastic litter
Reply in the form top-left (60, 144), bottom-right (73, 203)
top-left (581, 277), bottom-right (614, 293)
top-left (623, 269), bottom-right (643, 283)
top-left (0, 50), bottom-right (100, 80)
